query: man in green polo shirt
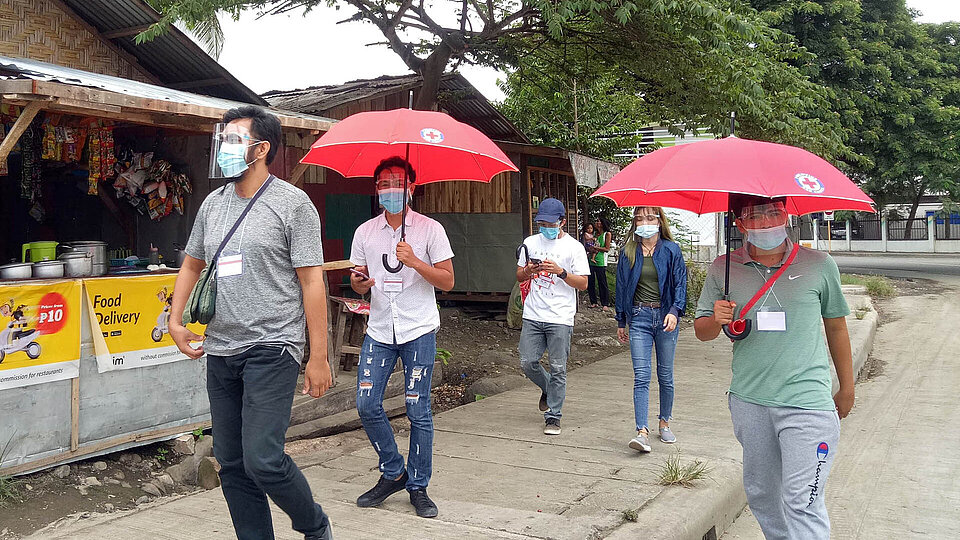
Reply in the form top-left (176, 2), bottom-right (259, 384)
top-left (695, 194), bottom-right (854, 540)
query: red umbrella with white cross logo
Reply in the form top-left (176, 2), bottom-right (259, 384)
top-left (301, 107), bottom-right (518, 272)
top-left (592, 119), bottom-right (875, 340)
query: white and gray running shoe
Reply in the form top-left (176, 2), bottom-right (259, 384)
top-left (629, 431), bottom-right (651, 452)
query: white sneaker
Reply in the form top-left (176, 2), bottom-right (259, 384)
top-left (629, 431), bottom-right (651, 452)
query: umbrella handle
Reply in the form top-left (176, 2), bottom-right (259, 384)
top-left (382, 254), bottom-right (403, 273)
top-left (722, 318), bottom-right (751, 341)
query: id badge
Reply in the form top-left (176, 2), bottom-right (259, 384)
top-left (383, 277), bottom-right (403, 293)
top-left (218, 253), bottom-right (243, 277)
top-left (757, 310), bottom-right (786, 332)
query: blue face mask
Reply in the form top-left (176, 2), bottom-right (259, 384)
top-left (746, 225), bottom-right (788, 250)
top-left (217, 142), bottom-right (261, 179)
top-left (378, 189), bottom-right (409, 215)
top-left (540, 226), bottom-right (560, 240)
top-left (635, 224), bottom-right (659, 238)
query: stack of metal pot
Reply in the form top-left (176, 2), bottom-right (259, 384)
top-left (60, 241), bottom-right (108, 276)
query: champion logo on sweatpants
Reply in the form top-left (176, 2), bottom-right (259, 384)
top-left (808, 442), bottom-right (830, 507)
top-left (817, 442), bottom-right (829, 460)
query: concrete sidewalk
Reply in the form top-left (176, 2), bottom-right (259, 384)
top-left (31, 292), bottom-right (877, 540)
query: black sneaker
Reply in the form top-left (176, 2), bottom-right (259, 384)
top-left (409, 488), bottom-right (439, 518)
top-left (544, 418), bottom-right (561, 435)
top-left (357, 471), bottom-right (408, 507)
top-left (539, 392), bottom-right (548, 412)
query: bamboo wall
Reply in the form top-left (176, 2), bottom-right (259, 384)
top-left (0, 0), bottom-right (153, 83)
top-left (417, 172), bottom-right (513, 214)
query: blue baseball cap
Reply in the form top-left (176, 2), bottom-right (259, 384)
top-left (534, 198), bottom-right (565, 223)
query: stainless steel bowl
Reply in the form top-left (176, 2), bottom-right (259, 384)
top-left (0, 261), bottom-right (33, 280)
top-left (33, 259), bottom-right (65, 279)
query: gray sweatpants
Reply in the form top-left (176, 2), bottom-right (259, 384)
top-left (729, 394), bottom-right (840, 540)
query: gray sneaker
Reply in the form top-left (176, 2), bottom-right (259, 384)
top-left (629, 431), bottom-right (651, 452)
top-left (659, 426), bottom-right (676, 444)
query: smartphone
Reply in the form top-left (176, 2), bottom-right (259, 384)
top-left (350, 268), bottom-right (370, 280)
top-left (529, 258), bottom-right (542, 265)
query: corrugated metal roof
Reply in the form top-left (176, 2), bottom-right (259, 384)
top-left (263, 73), bottom-right (531, 143)
top-left (60, 0), bottom-right (265, 105)
top-left (0, 56), bottom-right (334, 129)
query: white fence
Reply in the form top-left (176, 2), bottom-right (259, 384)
top-left (808, 216), bottom-right (960, 254)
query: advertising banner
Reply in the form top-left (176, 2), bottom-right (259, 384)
top-left (0, 280), bottom-right (82, 390)
top-left (84, 274), bottom-right (205, 372)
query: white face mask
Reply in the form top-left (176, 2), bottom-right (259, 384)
top-left (745, 225), bottom-right (788, 250)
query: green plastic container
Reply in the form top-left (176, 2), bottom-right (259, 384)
top-left (22, 241), bottom-right (58, 262)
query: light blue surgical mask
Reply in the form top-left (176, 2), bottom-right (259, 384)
top-left (746, 225), bottom-right (788, 250)
top-left (635, 225), bottom-right (659, 238)
top-left (216, 142), bottom-right (261, 179)
top-left (540, 226), bottom-right (560, 240)
top-left (378, 188), bottom-right (409, 215)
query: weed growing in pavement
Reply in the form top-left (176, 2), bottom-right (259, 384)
top-left (621, 509), bottom-right (639, 522)
top-left (841, 274), bottom-right (896, 299)
top-left (436, 348), bottom-right (453, 366)
top-left (474, 394), bottom-right (486, 401)
top-left (657, 451), bottom-right (710, 487)
top-left (156, 447), bottom-right (169, 462)
top-left (193, 428), bottom-right (205, 441)
top-left (855, 306), bottom-right (872, 320)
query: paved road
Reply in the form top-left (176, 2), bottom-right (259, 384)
top-left (723, 279), bottom-right (960, 539)
top-left (832, 253), bottom-right (960, 280)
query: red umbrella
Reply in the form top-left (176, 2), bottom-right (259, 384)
top-left (301, 108), bottom-right (519, 272)
top-left (592, 136), bottom-right (875, 214)
top-left (301, 109), bottom-right (518, 184)
top-left (591, 134), bottom-right (876, 341)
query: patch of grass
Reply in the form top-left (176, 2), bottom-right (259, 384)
top-left (855, 305), bottom-right (872, 320)
top-left (621, 509), bottom-right (639, 522)
top-left (841, 274), bottom-right (896, 299)
top-left (474, 394), bottom-right (486, 401)
top-left (657, 451), bottom-right (711, 487)
top-left (0, 433), bottom-right (21, 506)
top-left (0, 473), bottom-right (20, 507)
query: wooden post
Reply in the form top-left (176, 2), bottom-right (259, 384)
top-left (0, 101), bottom-right (45, 162)
top-left (70, 378), bottom-right (80, 451)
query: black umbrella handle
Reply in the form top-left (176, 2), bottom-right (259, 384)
top-left (382, 142), bottom-right (410, 274)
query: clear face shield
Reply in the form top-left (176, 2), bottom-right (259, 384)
top-left (209, 123), bottom-right (265, 180)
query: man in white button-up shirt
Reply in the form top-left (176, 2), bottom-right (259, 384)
top-left (349, 157), bottom-right (454, 519)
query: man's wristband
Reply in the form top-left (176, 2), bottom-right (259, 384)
top-left (558, 269), bottom-right (568, 280)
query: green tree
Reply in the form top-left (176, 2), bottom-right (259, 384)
top-left (751, 0), bottom-right (960, 237)
top-left (499, 0), bottom-right (848, 161)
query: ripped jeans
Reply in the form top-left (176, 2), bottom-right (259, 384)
top-left (356, 331), bottom-right (435, 491)
top-left (518, 319), bottom-right (573, 421)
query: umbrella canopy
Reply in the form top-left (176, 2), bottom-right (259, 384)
top-left (300, 108), bottom-right (519, 184)
top-left (592, 136), bottom-right (874, 215)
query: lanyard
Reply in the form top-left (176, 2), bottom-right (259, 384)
top-left (738, 243), bottom-right (799, 319)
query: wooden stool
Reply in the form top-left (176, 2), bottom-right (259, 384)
top-left (329, 297), bottom-right (369, 376)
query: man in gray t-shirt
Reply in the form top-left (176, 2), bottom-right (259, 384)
top-left (170, 106), bottom-right (333, 540)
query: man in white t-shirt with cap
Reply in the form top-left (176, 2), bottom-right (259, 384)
top-left (516, 197), bottom-right (590, 435)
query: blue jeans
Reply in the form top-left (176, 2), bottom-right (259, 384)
top-left (518, 319), bottom-right (573, 421)
top-left (207, 345), bottom-right (331, 540)
top-left (627, 306), bottom-right (678, 431)
top-left (356, 332), bottom-right (435, 491)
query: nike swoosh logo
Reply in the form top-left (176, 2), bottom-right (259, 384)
top-left (788, 275), bottom-right (801, 280)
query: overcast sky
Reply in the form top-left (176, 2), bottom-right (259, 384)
top-left (216, 0), bottom-right (960, 105)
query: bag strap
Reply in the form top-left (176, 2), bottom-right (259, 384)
top-left (738, 243), bottom-right (800, 317)
top-left (211, 175), bottom-right (274, 264)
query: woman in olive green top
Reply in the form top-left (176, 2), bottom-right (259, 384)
top-left (614, 207), bottom-right (687, 453)
top-left (587, 217), bottom-right (612, 310)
